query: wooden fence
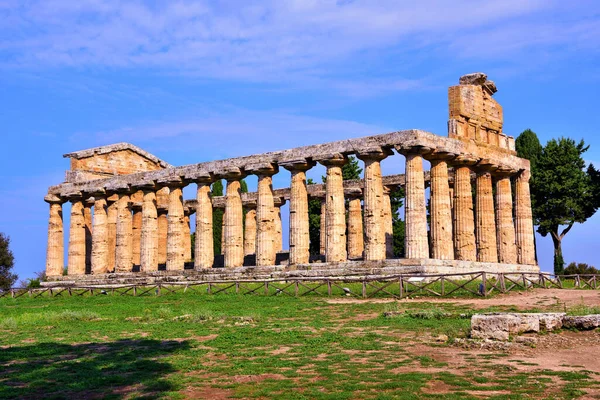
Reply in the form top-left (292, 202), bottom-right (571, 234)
top-left (0, 272), bottom-right (598, 300)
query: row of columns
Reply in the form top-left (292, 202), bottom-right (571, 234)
top-left (46, 150), bottom-right (536, 276)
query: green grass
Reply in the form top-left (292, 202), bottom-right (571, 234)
top-left (0, 293), bottom-right (598, 399)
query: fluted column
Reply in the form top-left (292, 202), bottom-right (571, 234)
top-left (84, 205), bottom-right (92, 274)
top-left (319, 200), bottom-right (326, 257)
top-left (140, 189), bottom-right (158, 272)
top-left (428, 155), bottom-right (454, 260)
top-left (495, 174), bottom-right (517, 264)
top-left (382, 187), bottom-right (394, 258)
top-left (194, 179), bottom-right (214, 269)
top-left (165, 182), bottom-right (186, 271)
top-left (183, 211), bottom-right (192, 261)
top-left (515, 170), bottom-right (536, 265)
top-left (319, 154), bottom-right (348, 262)
top-left (244, 206), bottom-right (257, 256)
top-left (347, 195), bottom-right (364, 259)
top-left (453, 161), bottom-right (477, 261)
top-left (475, 167), bottom-right (498, 262)
top-left (131, 204), bottom-right (142, 267)
top-left (115, 192), bottom-right (133, 272)
top-left (91, 195), bottom-right (109, 274)
top-left (274, 202), bottom-right (283, 253)
top-left (106, 198), bottom-right (118, 272)
top-left (157, 209), bottom-right (168, 264)
top-left (223, 168), bottom-right (245, 267)
top-left (282, 160), bottom-right (314, 265)
top-left (45, 195), bottom-right (64, 277)
top-left (357, 149), bottom-right (389, 261)
top-left (68, 198), bottom-right (86, 275)
top-left (404, 152), bottom-right (429, 259)
top-left (252, 164), bottom-right (278, 266)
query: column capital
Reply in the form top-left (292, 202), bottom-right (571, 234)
top-left (518, 169), bottom-right (531, 182)
top-left (451, 154), bottom-right (480, 167)
top-left (105, 182), bottom-right (133, 196)
top-left (394, 144), bottom-right (433, 156)
top-left (356, 147), bottom-right (393, 161)
top-left (216, 166), bottom-right (247, 181)
top-left (346, 188), bottom-right (363, 199)
top-left (44, 194), bottom-right (65, 204)
top-left (316, 152), bottom-right (348, 167)
top-left (492, 166), bottom-right (518, 178)
top-left (274, 196), bottom-right (287, 207)
top-left (84, 187), bottom-right (106, 198)
top-left (131, 179), bottom-right (157, 192)
top-left (280, 159), bottom-right (315, 172)
top-left (424, 149), bottom-right (458, 162)
top-left (246, 162), bottom-right (279, 177)
top-left (156, 176), bottom-right (187, 189)
top-left (474, 159), bottom-right (499, 174)
top-left (188, 171), bottom-right (214, 184)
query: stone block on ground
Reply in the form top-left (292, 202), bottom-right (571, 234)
top-left (538, 313), bottom-right (565, 331)
top-left (471, 314), bottom-right (520, 341)
top-left (562, 315), bottom-right (600, 330)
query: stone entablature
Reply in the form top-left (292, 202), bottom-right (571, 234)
top-left (44, 73), bottom-right (537, 281)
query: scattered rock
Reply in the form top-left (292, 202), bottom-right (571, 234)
top-left (539, 313), bottom-right (565, 331)
top-left (563, 315), bottom-right (600, 330)
top-left (435, 334), bottom-right (448, 343)
top-left (514, 336), bottom-right (537, 346)
top-left (459, 72), bottom-right (487, 86)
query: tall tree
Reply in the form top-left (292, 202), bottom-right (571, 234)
top-left (0, 232), bottom-right (17, 291)
top-left (342, 156), bottom-right (362, 180)
top-left (534, 138), bottom-right (600, 275)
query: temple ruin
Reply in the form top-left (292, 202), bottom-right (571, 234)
top-left (43, 73), bottom-right (538, 285)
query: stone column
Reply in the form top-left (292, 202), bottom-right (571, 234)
top-left (475, 166), bottom-right (498, 262)
top-left (140, 188), bottom-right (158, 272)
top-left (347, 193), bottom-right (364, 259)
top-left (319, 154), bottom-right (348, 262)
top-left (357, 150), bottom-right (389, 261)
top-left (319, 200), bottom-right (326, 257)
top-left (495, 173), bottom-right (517, 264)
top-left (223, 168), bottom-right (245, 267)
top-left (428, 154), bottom-right (454, 260)
top-left (244, 205), bottom-right (257, 256)
top-left (157, 209), bottom-right (168, 264)
top-left (452, 159), bottom-right (477, 261)
top-left (404, 152), bottom-right (429, 259)
top-left (131, 204), bottom-right (142, 267)
top-left (183, 211), bottom-right (192, 261)
top-left (274, 202), bottom-right (283, 253)
top-left (251, 163), bottom-right (278, 266)
top-left (282, 160), bottom-right (314, 265)
top-left (382, 187), bottom-right (394, 258)
top-left (68, 197), bottom-right (86, 275)
top-left (91, 194), bottom-right (109, 274)
top-left (115, 192), bottom-right (133, 272)
top-left (44, 195), bottom-right (64, 277)
top-left (194, 179), bottom-right (214, 269)
top-left (84, 204), bottom-right (93, 274)
top-left (164, 182), bottom-right (186, 271)
top-left (515, 170), bottom-right (536, 265)
top-left (106, 198), bottom-right (118, 272)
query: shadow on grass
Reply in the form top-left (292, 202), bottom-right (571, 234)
top-left (0, 339), bottom-right (191, 399)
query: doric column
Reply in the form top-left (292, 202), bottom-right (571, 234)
top-left (382, 187), bottom-right (394, 258)
top-left (427, 153), bottom-right (455, 260)
top-left (91, 193), bottom-right (109, 274)
top-left (131, 203), bottom-right (142, 267)
top-left (515, 170), bottom-right (536, 265)
top-left (452, 157), bottom-right (477, 261)
top-left (84, 204), bottom-right (92, 274)
top-left (282, 160), bottom-right (314, 265)
top-left (274, 201), bottom-right (284, 253)
top-left (44, 195), bottom-right (64, 277)
top-left (319, 200), bottom-right (326, 257)
top-left (347, 191), bottom-right (364, 259)
top-left (139, 187), bottom-right (158, 272)
top-left (161, 179), bottom-right (186, 271)
top-left (106, 198), bottom-right (118, 272)
top-left (495, 172), bottom-right (517, 264)
top-left (157, 209), bottom-right (168, 264)
top-left (194, 175), bottom-right (214, 269)
top-left (244, 204), bottom-right (257, 256)
top-left (475, 164), bottom-right (498, 262)
top-left (222, 167), bottom-right (246, 267)
top-left (68, 196), bottom-right (86, 275)
top-left (249, 163), bottom-right (278, 266)
top-left (357, 148), bottom-right (390, 261)
top-left (403, 151), bottom-right (429, 259)
top-left (114, 190), bottom-right (133, 272)
top-left (318, 153), bottom-right (348, 262)
top-left (183, 210), bottom-right (192, 261)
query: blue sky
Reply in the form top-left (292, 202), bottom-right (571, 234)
top-left (1, 0), bottom-right (600, 281)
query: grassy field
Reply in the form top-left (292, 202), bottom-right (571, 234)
top-left (1, 290), bottom-right (599, 399)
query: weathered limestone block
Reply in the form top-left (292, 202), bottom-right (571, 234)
top-left (453, 165), bottom-right (476, 261)
top-left (115, 193), bottom-right (133, 272)
top-left (194, 182), bottom-right (214, 269)
top-left (255, 168), bottom-right (277, 266)
top-left (471, 314), bottom-right (520, 341)
top-left (319, 154), bottom-right (348, 262)
top-left (495, 176), bottom-right (517, 264)
top-left (563, 315), bottom-right (600, 330)
top-left (282, 161), bottom-right (313, 265)
top-left (244, 208), bottom-right (257, 256)
top-left (106, 200), bottom-right (118, 272)
top-left (45, 198), bottom-right (64, 277)
top-left (131, 205), bottom-right (142, 266)
top-left (429, 158), bottom-right (453, 260)
top-left (383, 187), bottom-right (394, 258)
top-left (166, 185), bottom-right (185, 270)
top-left (183, 213), bottom-right (192, 261)
top-left (404, 153), bottom-right (428, 259)
top-left (224, 175), bottom-right (245, 267)
top-left (471, 313), bottom-right (568, 341)
top-left (539, 313), bottom-right (565, 331)
top-left (91, 197), bottom-right (109, 274)
top-left (357, 151), bottom-right (387, 261)
top-left (475, 170), bottom-right (498, 262)
top-left (157, 210), bottom-right (168, 264)
top-left (347, 197), bottom-right (364, 259)
top-left (515, 170), bottom-right (536, 265)
top-left (140, 190), bottom-right (158, 272)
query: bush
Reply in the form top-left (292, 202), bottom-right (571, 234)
top-left (563, 262), bottom-right (598, 275)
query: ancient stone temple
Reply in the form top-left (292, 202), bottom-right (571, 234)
top-left (43, 73), bottom-right (538, 285)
